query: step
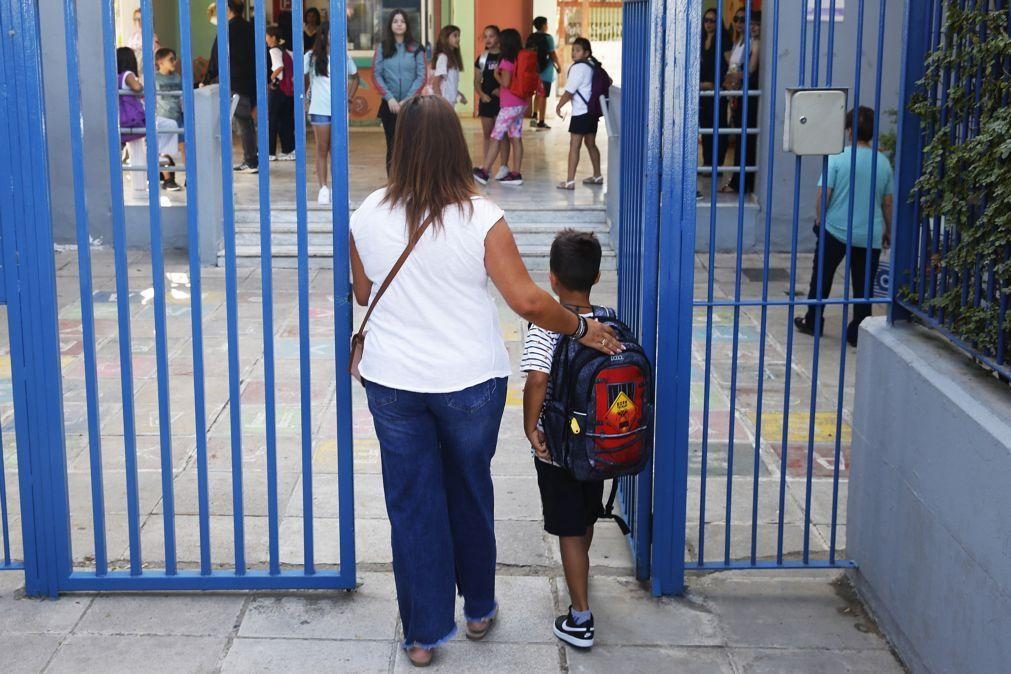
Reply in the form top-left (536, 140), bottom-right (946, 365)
top-left (233, 206), bottom-right (608, 227)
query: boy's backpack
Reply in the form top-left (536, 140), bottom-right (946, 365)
top-left (509, 49), bottom-right (544, 99)
top-left (118, 72), bottom-right (146, 142)
top-left (528, 32), bottom-right (551, 73)
top-left (573, 58), bottom-right (613, 118)
top-left (542, 307), bottom-right (654, 489)
top-left (279, 49), bottom-right (295, 97)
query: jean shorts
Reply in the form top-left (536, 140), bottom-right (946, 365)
top-left (309, 113), bottom-right (331, 125)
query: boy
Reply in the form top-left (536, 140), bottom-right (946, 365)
top-left (154, 47), bottom-right (184, 190)
top-left (521, 229), bottom-right (605, 649)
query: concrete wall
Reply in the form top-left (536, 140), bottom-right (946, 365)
top-left (848, 318), bottom-right (1011, 674)
top-left (754, 1), bottom-right (903, 252)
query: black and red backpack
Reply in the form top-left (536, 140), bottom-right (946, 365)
top-left (541, 307), bottom-right (654, 486)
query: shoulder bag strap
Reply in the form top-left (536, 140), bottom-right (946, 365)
top-left (353, 213), bottom-right (435, 340)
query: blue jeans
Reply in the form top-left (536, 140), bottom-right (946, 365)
top-left (364, 377), bottom-right (508, 649)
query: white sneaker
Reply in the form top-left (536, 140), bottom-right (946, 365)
top-left (278, 152), bottom-right (295, 162)
top-left (268, 155), bottom-right (278, 162)
top-left (494, 166), bottom-right (510, 181)
top-left (317, 185), bottom-right (331, 205)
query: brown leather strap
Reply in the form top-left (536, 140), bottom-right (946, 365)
top-left (353, 213), bottom-right (435, 340)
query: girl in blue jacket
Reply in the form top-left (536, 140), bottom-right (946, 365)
top-left (372, 9), bottom-right (426, 173)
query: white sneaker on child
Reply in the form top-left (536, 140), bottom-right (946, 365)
top-left (494, 166), bottom-right (510, 181)
top-left (317, 185), bottom-right (331, 205)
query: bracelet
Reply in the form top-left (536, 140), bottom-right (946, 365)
top-left (569, 315), bottom-right (588, 340)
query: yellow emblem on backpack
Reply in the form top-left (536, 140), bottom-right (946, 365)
top-left (570, 417), bottom-right (581, 434)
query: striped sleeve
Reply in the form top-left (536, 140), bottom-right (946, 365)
top-left (521, 325), bottom-right (560, 374)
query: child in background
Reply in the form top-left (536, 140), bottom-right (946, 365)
top-left (117, 47), bottom-right (179, 188)
top-left (521, 230), bottom-right (607, 649)
top-left (432, 25), bottom-right (468, 108)
top-left (266, 26), bottom-right (295, 162)
top-left (555, 38), bottom-right (604, 190)
top-left (473, 25), bottom-right (510, 180)
top-left (154, 48), bottom-right (184, 190)
top-left (473, 28), bottom-right (527, 186)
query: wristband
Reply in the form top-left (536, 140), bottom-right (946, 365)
top-left (569, 315), bottom-right (588, 340)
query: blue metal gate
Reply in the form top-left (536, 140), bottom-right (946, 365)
top-left (0, 0), bottom-right (356, 596)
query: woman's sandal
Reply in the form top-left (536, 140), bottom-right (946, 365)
top-left (557, 180), bottom-right (576, 190)
top-left (582, 175), bottom-right (604, 185)
top-left (718, 184), bottom-right (737, 193)
top-left (465, 616), bottom-right (496, 641)
top-left (407, 647), bottom-right (433, 668)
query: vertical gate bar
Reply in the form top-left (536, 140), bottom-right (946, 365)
top-left (101, 0), bottom-right (143, 575)
top-left (139, 0), bottom-right (178, 575)
top-left (829, 0), bottom-right (869, 564)
top-left (291, 0), bottom-right (315, 574)
top-left (329, 0), bottom-right (356, 579)
top-left (749, 0), bottom-right (782, 566)
top-left (214, 0), bottom-right (246, 575)
top-left (777, 0), bottom-right (810, 564)
top-left (253, 0), bottom-right (281, 577)
top-left (0, 427), bottom-right (10, 565)
top-left (61, 0), bottom-right (108, 575)
top-left (697, 0), bottom-right (725, 567)
top-left (176, 0), bottom-right (213, 575)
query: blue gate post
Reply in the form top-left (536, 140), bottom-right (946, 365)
top-left (0, 0), bottom-right (73, 597)
top-left (889, 0), bottom-right (933, 324)
top-left (649, 0), bottom-right (702, 596)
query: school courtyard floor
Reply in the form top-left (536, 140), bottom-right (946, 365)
top-left (0, 119), bottom-right (903, 672)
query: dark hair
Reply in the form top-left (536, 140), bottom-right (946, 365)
top-left (533, 16), bottom-right (548, 31)
top-left (154, 47), bottom-right (176, 62)
top-left (382, 9), bottom-right (418, 58)
top-left (483, 24), bottom-right (500, 36)
top-left (227, 0), bottom-right (245, 15)
top-left (383, 96), bottom-right (476, 238)
top-left (750, 10), bottom-right (762, 23)
top-left (498, 28), bottom-right (521, 62)
top-left (311, 25), bottom-right (329, 77)
top-left (846, 106), bottom-right (876, 143)
top-left (304, 7), bottom-right (320, 25)
top-left (550, 230), bottom-right (602, 293)
top-left (434, 25), bottom-right (464, 72)
top-left (265, 25), bottom-right (284, 42)
top-left (702, 8), bottom-right (717, 47)
top-left (572, 37), bottom-right (592, 56)
top-left (116, 46), bottom-right (138, 75)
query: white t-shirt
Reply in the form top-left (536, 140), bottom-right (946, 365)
top-left (433, 53), bottom-right (460, 105)
top-left (269, 47), bottom-right (286, 81)
top-left (350, 189), bottom-right (512, 392)
top-left (305, 52), bottom-right (358, 117)
top-left (565, 61), bottom-right (594, 117)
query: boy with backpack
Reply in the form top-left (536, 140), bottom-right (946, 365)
top-left (473, 28), bottom-right (542, 187)
top-left (266, 26), bottom-right (295, 162)
top-left (522, 230), bottom-right (653, 649)
top-left (555, 38), bottom-right (612, 190)
top-left (528, 16), bottom-right (560, 130)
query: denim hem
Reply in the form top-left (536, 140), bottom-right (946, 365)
top-left (402, 624), bottom-right (458, 651)
top-left (464, 602), bottom-right (498, 623)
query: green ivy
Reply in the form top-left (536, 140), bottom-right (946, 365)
top-left (907, 1), bottom-right (1011, 361)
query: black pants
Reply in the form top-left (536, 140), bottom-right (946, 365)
top-left (233, 93), bottom-right (258, 168)
top-left (728, 95), bottom-right (758, 193)
top-left (268, 89), bottom-right (294, 156)
top-left (699, 96), bottom-right (728, 171)
top-left (802, 231), bottom-right (882, 343)
top-left (378, 99), bottom-right (398, 174)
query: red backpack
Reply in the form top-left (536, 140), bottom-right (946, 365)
top-left (279, 49), bottom-right (295, 97)
top-left (509, 49), bottom-right (543, 99)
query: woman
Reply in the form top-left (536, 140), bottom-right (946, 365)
top-left (432, 25), bottom-right (468, 108)
top-left (349, 96), bottom-right (620, 667)
top-left (699, 8), bottom-right (727, 183)
top-left (555, 38), bottom-right (603, 189)
top-left (372, 9), bottom-right (426, 174)
top-left (722, 9), bottom-right (760, 193)
top-left (473, 25), bottom-right (510, 179)
top-left (303, 7), bottom-right (321, 53)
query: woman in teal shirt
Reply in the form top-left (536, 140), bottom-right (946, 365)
top-left (796, 106), bottom-right (894, 347)
top-left (372, 9), bottom-right (426, 173)
top-left (529, 16), bottom-right (560, 130)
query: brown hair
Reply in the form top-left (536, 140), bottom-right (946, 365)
top-left (382, 96), bottom-right (476, 238)
top-left (434, 25), bottom-right (464, 72)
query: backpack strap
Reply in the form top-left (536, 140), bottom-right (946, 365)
top-left (592, 306), bottom-right (617, 320)
top-left (599, 480), bottom-right (631, 536)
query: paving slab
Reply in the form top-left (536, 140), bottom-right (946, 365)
top-left (567, 645), bottom-right (735, 673)
top-left (75, 594), bottom-right (245, 636)
top-left (729, 647), bottom-right (906, 673)
top-left (220, 637), bottom-right (394, 673)
top-left (448, 575), bottom-right (556, 645)
top-left (238, 573), bottom-right (397, 641)
top-left (556, 575), bottom-right (724, 648)
top-left (45, 634), bottom-right (228, 674)
top-left (0, 633), bottom-right (64, 674)
top-left (0, 575), bottom-right (90, 635)
top-left (391, 641), bottom-right (561, 673)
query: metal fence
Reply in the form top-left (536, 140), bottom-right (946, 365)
top-left (698, 90), bottom-right (762, 180)
top-left (0, 0), bottom-right (357, 596)
top-left (892, 0), bottom-right (1011, 381)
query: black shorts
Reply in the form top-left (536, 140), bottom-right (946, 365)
top-left (540, 80), bottom-right (552, 97)
top-left (569, 113), bottom-right (600, 136)
top-left (478, 99), bottom-right (500, 119)
top-left (535, 459), bottom-right (605, 537)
